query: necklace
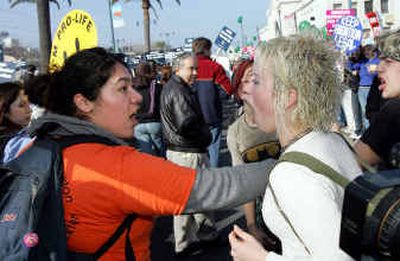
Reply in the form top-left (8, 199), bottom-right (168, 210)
top-left (281, 128), bottom-right (313, 153)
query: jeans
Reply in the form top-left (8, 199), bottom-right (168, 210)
top-left (341, 89), bottom-right (363, 137)
top-left (134, 122), bottom-right (164, 157)
top-left (358, 86), bottom-right (370, 130)
top-left (207, 125), bottom-right (222, 168)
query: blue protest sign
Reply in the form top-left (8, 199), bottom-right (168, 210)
top-left (215, 26), bottom-right (236, 51)
top-left (333, 16), bottom-right (362, 54)
top-left (183, 37), bottom-right (194, 52)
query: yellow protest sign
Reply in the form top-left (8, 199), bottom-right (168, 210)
top-left (49, 9), bottom-right (97, 72)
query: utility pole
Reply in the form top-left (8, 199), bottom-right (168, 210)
top-left (143, 0), bottom-right (151, 52)
top-left (36, 0), bottom-right (51, 73)
top-left (278, 8), bottom-right (283, 36)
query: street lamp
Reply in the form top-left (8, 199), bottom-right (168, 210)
top-left (237, 16), bottom-right (245, 47)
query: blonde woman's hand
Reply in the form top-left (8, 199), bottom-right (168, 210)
top-left (229, 225), bottom-right (268, 261)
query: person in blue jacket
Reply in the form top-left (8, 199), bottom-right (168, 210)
top-left (351, 45), bottom-right (380, 130)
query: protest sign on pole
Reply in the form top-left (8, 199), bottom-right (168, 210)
top-left (49, 9), bottom-right (98, 72)
top-left (366, 12), bottom-right (380, 37)
top-left (183, 37), bottom-right (194, 52)
top-left (333, 16), bottom-right (362, 54)
top-left (326, 9), bottom-right (356, 36)
top-left (215, 26), bottom-right (236, 52)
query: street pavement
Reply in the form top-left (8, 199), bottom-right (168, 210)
top-left (151, 94), bottom-right (247, 260)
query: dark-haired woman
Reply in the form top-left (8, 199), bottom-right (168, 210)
top-left (0, 82), bottom-right (31, 163)
top-left (133, 62), bottom-right (164, 156)
top-left (23, 47), bottom-right (274, 261)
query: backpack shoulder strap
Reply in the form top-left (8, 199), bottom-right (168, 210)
top-left (33, 135), bottom-right (133, 260)
top-left (52, 135), bottom-right (136, 260)
top-left (45, 135), bottom-right (119, 149)
top-left (278, 151), bottom-right (350, 187)
top-left (267, 151), bottom-right (350, 255)
top-left (92, 214), bottom-right (136, 260)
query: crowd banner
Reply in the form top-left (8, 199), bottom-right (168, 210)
top-left (333, 16), bottom-right (363, 54)
top-left (49, 9), bottom-right (98, 72)
top-left (326, 9), bottom-right (356, 36)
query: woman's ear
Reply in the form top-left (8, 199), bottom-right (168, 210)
top-left (286, 88), bottom-right (297, 109)
top-left (73, 93), bottom-right (94, 114)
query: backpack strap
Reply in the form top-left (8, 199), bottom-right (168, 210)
top-left (268, 151), bottom-right (351, 256)
top-left (268, 181), bottom-right (311, 255)
top-left (92, 215), bottom-right (136, 260)
top-left (34, 121), bottom-right (121, 149)
top-left (39, 135), bottom-right (136, 260)
top-left (46, 135), bottom-right (120, 149)
top-left (124, 215), bottom-right (136, 260)
top-left (279, 151), bottom-right (350, 187)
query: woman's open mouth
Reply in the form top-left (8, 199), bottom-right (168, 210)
top-left (378, 77), bottom-right (386, 92)
top-left (129, 112), bottom-right (138, 125)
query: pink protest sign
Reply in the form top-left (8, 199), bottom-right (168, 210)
top-left (326, 9), bottom-right (356, 36)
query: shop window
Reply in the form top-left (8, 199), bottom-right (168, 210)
top-left (333, 3), bottom-right (342, 9)
top-left (364, 0), bottom-right (373, 13)
top-left (381, 0), bottom-right (389, 14)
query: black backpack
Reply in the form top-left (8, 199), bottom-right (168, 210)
top-left (0, 135), bottom-right (136, 260)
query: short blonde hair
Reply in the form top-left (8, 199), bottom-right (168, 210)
top-left (255, 35), bottom-right (340, 133)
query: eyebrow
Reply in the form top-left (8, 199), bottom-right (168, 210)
top-left (116, 77), bottom-right (133, 83)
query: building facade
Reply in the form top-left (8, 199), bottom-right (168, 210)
top-left (260, 0), bottom-right (400, 43)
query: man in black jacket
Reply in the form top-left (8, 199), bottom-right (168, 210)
top-left (160, 53), bottom-right (217, 255)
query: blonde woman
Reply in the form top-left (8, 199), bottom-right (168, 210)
top-left (229, 35), bottom-right (362, 260)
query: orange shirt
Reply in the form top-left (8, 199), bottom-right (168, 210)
top-left (62, 143), bottom-right (196, 261)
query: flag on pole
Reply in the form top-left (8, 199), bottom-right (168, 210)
top-left (112, 2), bottom-right (125, 28)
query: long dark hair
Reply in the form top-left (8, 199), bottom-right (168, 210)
top-left (0, 82), bottom-right (24, 133)
top-left (0, 82), bottom-right (22, 115)
top-left (133, 62), bottom-right (154, 88)
top-left (42, 47), bottom-right (126, 116)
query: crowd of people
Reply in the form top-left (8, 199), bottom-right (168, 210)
top-left (1, 30), bottom-right (400, 261)
top-left (339, 44), bottom-right (380, 139)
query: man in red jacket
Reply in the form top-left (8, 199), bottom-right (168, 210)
top-left (192, 37), bottom-right (232, 167)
